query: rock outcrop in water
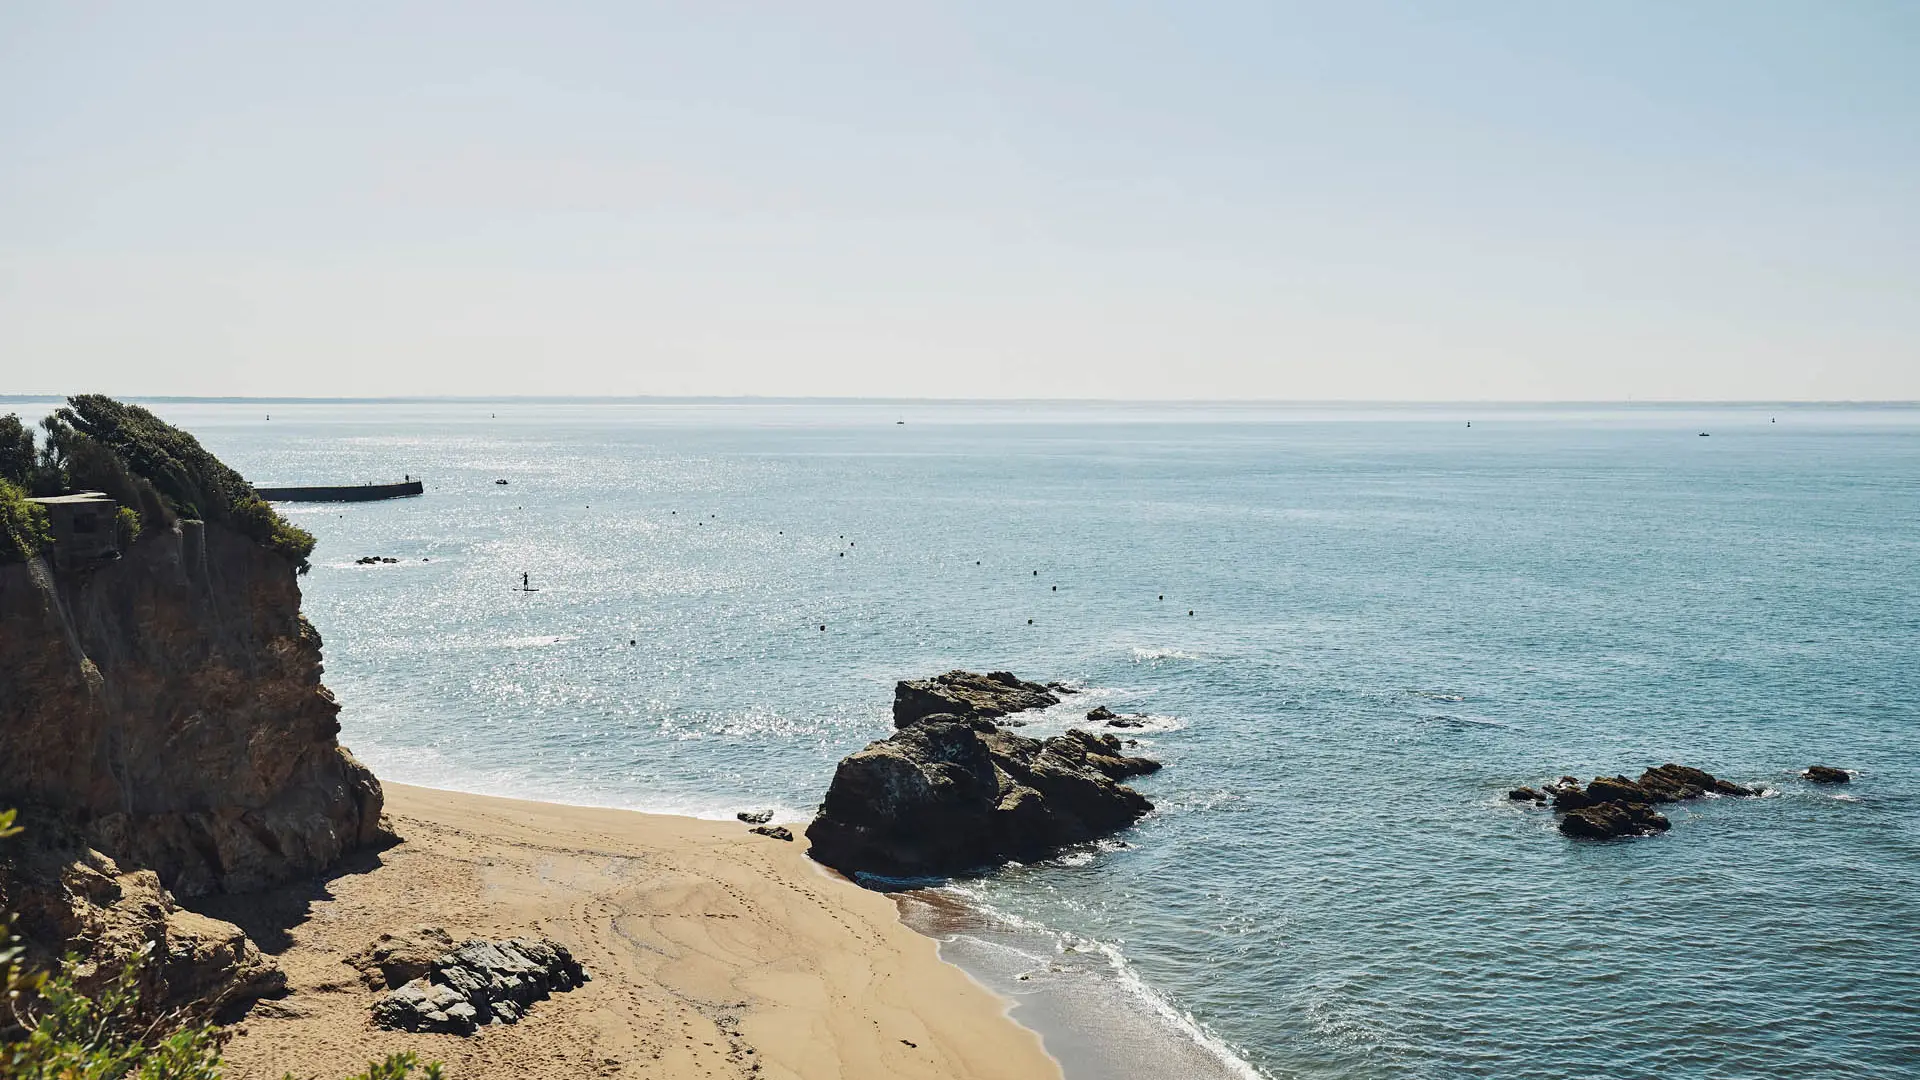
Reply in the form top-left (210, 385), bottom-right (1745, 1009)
top-left (1805, 765), bottom-right (1851, 784)
top-left (371, 937), bottom-right (587, 1034)
top-left (891, 669), bottom-right (1061, 728)
top-left (1529, 764), bottom-right (1758, 839)
top-left (0, 396), bottom-right (386, 1016)
top-left (809, 672), bottom-right (1161, 879)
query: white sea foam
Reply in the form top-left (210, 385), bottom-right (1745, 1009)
top-left (1129, 646), bottom-right (1202, 662)
top-left (925, 887), bottom-right (1270, 1080)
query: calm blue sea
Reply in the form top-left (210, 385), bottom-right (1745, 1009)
top-left (84, 400), bottom-right (1920, 1078)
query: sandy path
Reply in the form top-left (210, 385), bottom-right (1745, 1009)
top-left (212, 784), bottom-right (1059, 1080)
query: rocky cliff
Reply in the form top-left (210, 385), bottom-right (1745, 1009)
top-left (1, 401), bottom-right (386, 1017)
top-left (0, 520), bottom-right (382, 897)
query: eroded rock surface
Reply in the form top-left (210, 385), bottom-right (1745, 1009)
top-left (0, 522), bottom-right (384, 897)
top-left (371, 937), bottom-right (588, 1034)
top-left (810, 681), bottom-right (1161, 879)
top-left (0, 838), bottom-right (283, 1017)
top-left (892, 670), bottom-right (1061, 728)
top-left (347, 925), bottom-right (455, 990)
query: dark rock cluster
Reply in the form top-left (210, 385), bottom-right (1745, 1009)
top-left (809, 672), bottom-right (1160, 880)
top-left (371, 937), bottom-right (588, 1034)
top-left (891, 670), bottom-right (1069, 728)
top-left (1523, 764), bottom-right (1758, 839)
top-left (355, 555), bottom-right (400, 565)
top-left (1805, 765), bottom-right (1851, 784)
top-left (1085, 705), bottom-right (1148, 729)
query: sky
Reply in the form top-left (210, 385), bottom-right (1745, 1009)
top-left (1, 2), bottom-right (1916, 401)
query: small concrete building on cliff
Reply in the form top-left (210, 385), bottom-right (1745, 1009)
top-left (28, 491), bottom-right (120, 569)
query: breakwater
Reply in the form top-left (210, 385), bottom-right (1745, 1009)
top-left (256, 479), bottom-right (423, 502)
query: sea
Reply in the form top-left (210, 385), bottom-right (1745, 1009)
top-left (44, 398), bottom-right (1920, 1079)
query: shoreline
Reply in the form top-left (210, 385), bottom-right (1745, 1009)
top-left (894, 890), bottom-right (1264, 1080)
top-left (213, 783), bottom-right (1061, 1080)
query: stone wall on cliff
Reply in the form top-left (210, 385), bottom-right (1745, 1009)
top-left (0, 518), bottom-right (383, 898)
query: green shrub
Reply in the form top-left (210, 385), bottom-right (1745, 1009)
top-left (63, 431), bottom-right (175, 534)
top-left (0, 415), bottom-right (33, 488)
top-left (0, 480), bottom-right (51, 565)
top-left (116, 507), bottom-right (142, 550)
top-left (41, 397), bottom-right (312, 571)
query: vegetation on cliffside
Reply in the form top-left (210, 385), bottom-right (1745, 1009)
top-left (7, 397), bottom-right (315, 572)
top-left (0, 481), bottom-right (51, 565)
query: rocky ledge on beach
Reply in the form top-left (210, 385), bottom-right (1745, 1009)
top-left (1510, 764), bottom-right (1758, 839)
top-left (808, 671), bottom-right (1159, 879)
top-left (370, 936), bottom-right (588, 1035)
top-left (891, 669), bottom-right (1072, 728)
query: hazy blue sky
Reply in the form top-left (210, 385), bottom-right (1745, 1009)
top-left (2, 2), bottom-right (1915, 399)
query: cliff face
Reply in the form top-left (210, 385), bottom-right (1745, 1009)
top-left (0, 518), bottom-right (383, 897)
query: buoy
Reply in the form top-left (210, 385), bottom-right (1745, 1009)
top-left (819, 625), bottom-right (826, 631)
top-left (1158, 594), bottom-right (1163, 600)
top-left (629, 639), bottom-right (636, 646)
top-left (1189, 610), bottom-right (1194, 616)
top-left (1027, 619), bottom-right (1033, 625)
top-left (1033, 570), bottom-right (1038, 576)
top-left (1051, 585), bottom-right (1056, 591)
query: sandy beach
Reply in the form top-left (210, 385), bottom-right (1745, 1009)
top-left (209, 784), bottom-right (1060, 1080)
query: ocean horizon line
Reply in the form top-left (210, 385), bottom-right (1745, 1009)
top-left (4, 393), bottom-right (1918, 409)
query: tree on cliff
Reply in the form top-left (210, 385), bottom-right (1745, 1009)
top-left (36, 396), bottom-right (315, 572)
top-left (0, 415), bottom-right (33, 488)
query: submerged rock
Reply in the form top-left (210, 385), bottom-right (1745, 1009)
top-left (808, 696), bottom-right (1160, 879)
top-left (1805, 765), bottom-right (1851, 784)
top-left (371, 937), bottom-right (587, 1035)
top-left (892, 670), bottom-right (1061, 728)
top-left (1507, 786), bottom-right (1546, 802)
